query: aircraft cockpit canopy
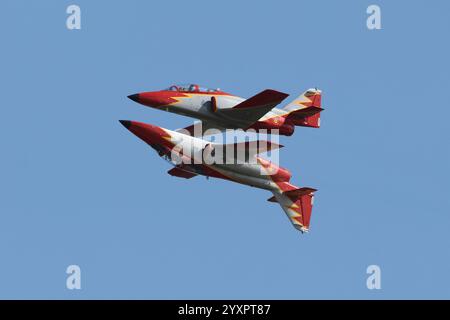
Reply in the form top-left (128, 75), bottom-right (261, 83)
top-left (165, 84), bottom-right (221, 93)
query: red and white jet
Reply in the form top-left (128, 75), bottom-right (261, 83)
top-left (119, 120), bottom-right (316, 233)
top-left (128, 84), bottom-right (323, 136)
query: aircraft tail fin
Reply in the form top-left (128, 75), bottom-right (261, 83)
top-left (269, 187), bottom-right (317, 233)
top-left (283, 88), bottom-right (323, 128)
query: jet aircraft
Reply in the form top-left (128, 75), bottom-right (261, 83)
top-left (127, 84), bottom-right (323, 136)
top-left (119, 120), bottom-right (316, 233)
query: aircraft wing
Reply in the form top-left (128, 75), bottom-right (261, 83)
top-left (176, 90), bottom-right (289, 136)
top-left (167, 167), bottom-right (198, 179)
top-left (218, 89), bottom-right (289, 128)
top-left (219, 140), bottom-right (284, 162)
top-left (176, 121), bottom-right (226, 137)
top-left (268, 187), bottom-right (316, 233)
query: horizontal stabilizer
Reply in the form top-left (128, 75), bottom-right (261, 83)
top-left (283, 187), bottom-right (317, 201)
top-left (288, 106), bottom-right (324, 118)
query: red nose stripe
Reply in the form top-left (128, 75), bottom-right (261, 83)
top-left (136, 91), bottom-right (188, 108)
top-left (119, 120), bottom-right (172, 147)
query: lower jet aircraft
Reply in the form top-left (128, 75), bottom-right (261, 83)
top-left (127, 84), bottom-right (323, 136)
top-left (119, 120), bottom-right (316, 233)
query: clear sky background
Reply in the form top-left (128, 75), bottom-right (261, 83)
top-left (1, 0), bottom-right (449, 299)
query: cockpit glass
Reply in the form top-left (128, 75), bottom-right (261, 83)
top-left (164, 84), bottom-right (219, 93)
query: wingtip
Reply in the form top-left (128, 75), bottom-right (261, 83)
top-left (265, 89), bottom-right (290, 99)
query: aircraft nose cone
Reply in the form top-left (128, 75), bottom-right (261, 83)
top-left (127, 94), bottom-right (140, 103)
top-left (136, 91), bottom-right (176, 108)
top-left (118, 120), bottom-right (170, 146)
top-left (119, 120), bottom-right (131, 129)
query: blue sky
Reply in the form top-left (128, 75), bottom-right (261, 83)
top-left (0, 0), bottom-right (449, 299)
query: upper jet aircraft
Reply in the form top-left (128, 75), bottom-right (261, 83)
top-left (127, 84), bottom-right (323, 136)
